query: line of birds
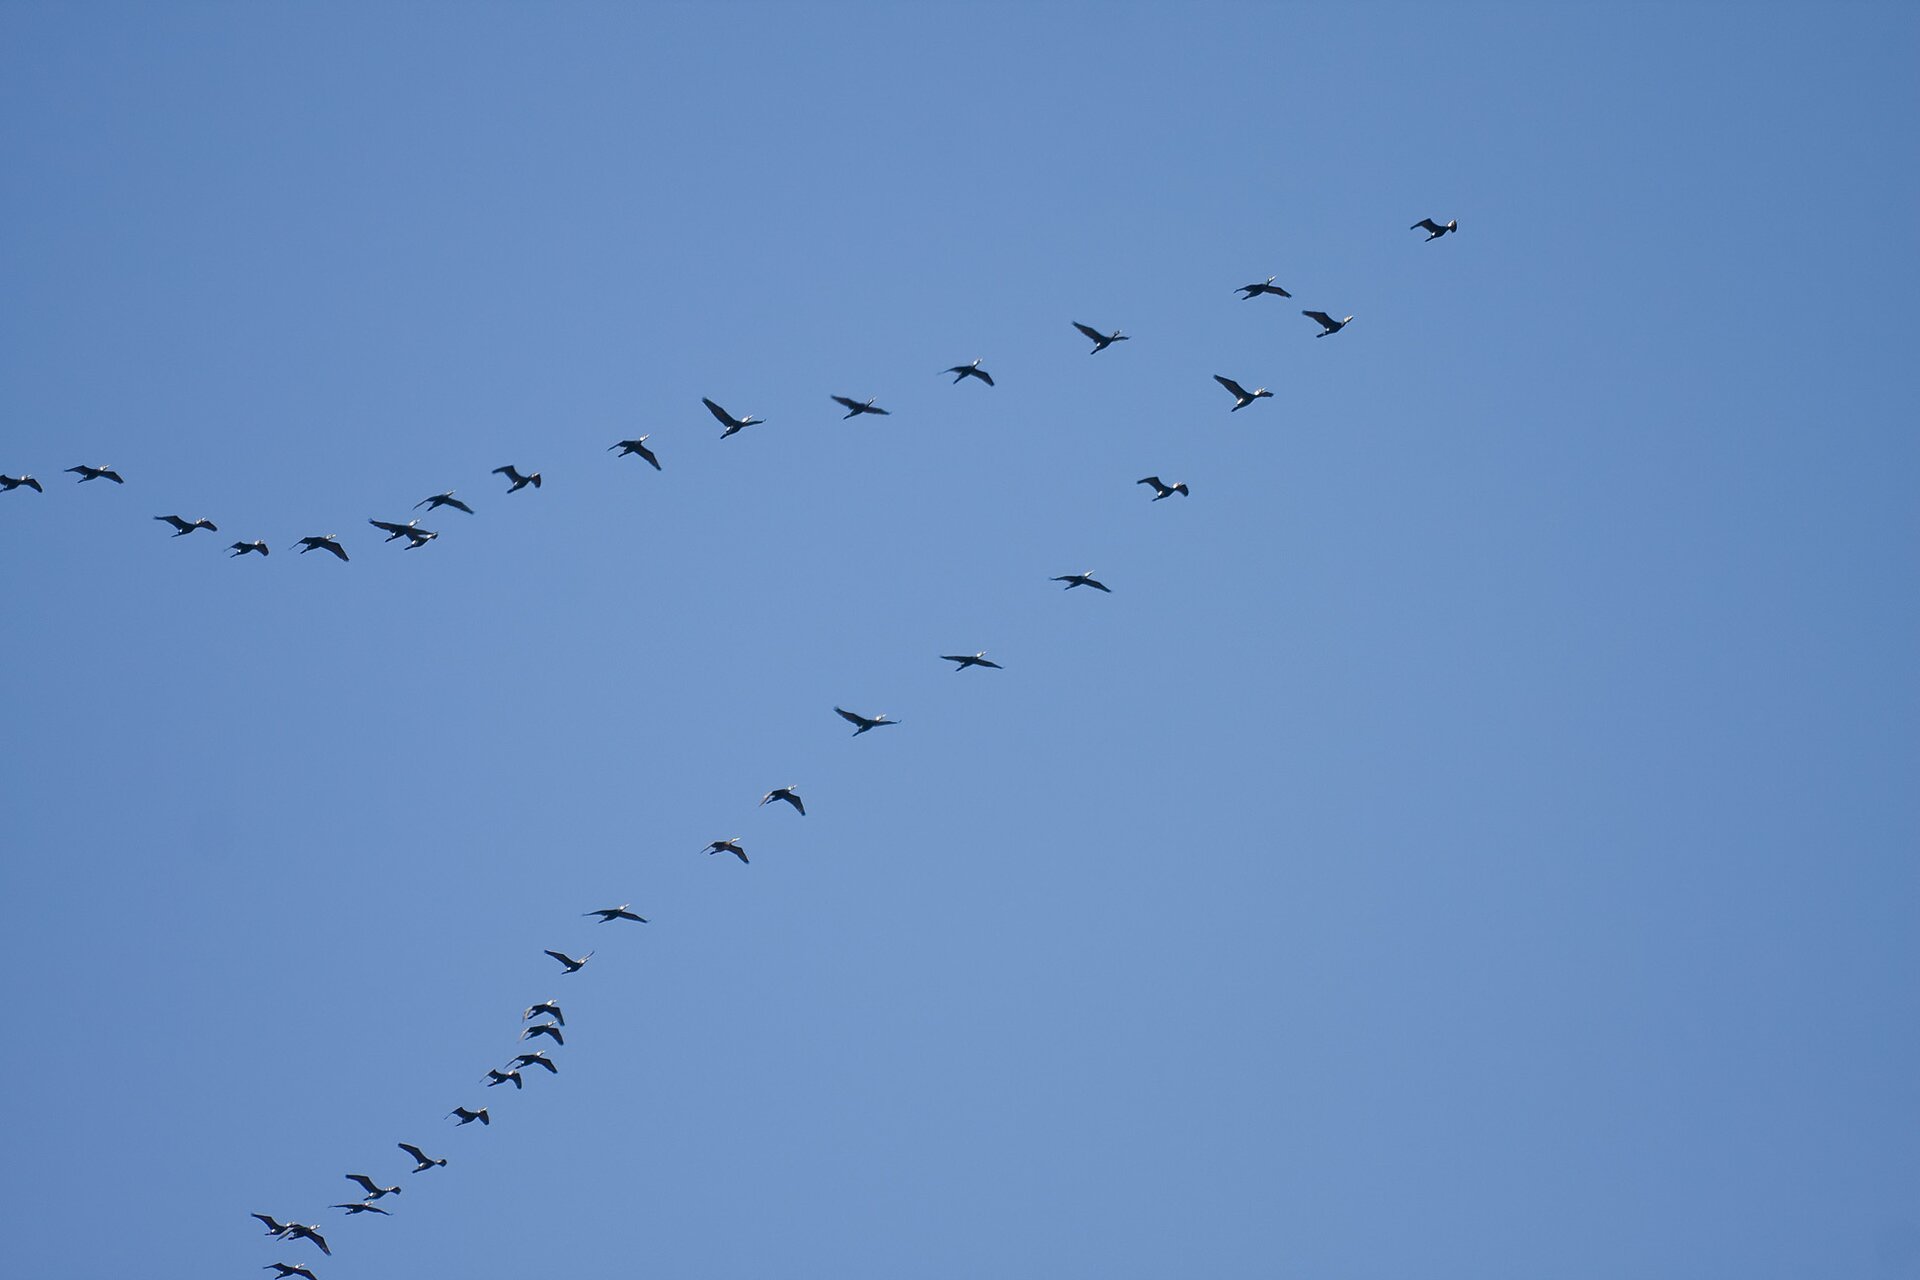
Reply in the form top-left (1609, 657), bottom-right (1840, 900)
top-left (211, 220), bottom-right (1458, 1275)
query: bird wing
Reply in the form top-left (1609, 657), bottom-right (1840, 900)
top-left (398, 1143), bottom-right (428, 1162)
top-left (638, 443), bottom-right (660, 469)
top-left (1215, 375), bottom-right (1250, 399)
top-left (369, 520), bottom-right (409, 535)
top-left (787, 794), bottom-right (804, 815)
top-left (701, 397), bottom-right (738, 426)
top-left (1304, 310), bottom-right (1335, 327)
top-left (346, 1174), bottom-right (378, 1194)
top-left (543, 949), bottom-right (571, 965)
top-left (324, 541), bottom-right (348, 561)
top-left (492, 466), bottom-right (518, 479)
top-left (445, 496), bottom-right (474, 513)
top-left (831, 396), bottom-right (859, 410)
top-left (1413, 218), bottom-right (1443, 233)
top-left (1088, 579), bottom-right (1112, 592)
top-left (834, 707), bottom-right (866, 726)
top-left (1072, 321), bottom-right (1104, 342)
top-left (1137, 477), bottom-right (1164, 490)
top-left (979, 658), bottom-right (1003, 669)
top-left (976, 368), bottom-right (994, 385)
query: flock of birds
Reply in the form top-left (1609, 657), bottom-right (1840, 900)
top-left (9, 218), bottom-right (1459, 1276)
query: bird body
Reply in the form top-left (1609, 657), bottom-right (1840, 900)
top-left (760, 786), bottom-right (805, 815)
top-left (415, 490), bottom-right (474, 514)
top-left (834, 707), bottom-right (897, 735)
top-left (1303, 310), bottom-right (1353, 337)
top-left (832, 395), bottom-right (890, 419)
top-left (1213, 375), bottom-right (1273, 411)
top-left (704, 838), bottom-right (748, 864)
top-left (585, 904), bottom-right (647, 924)
top-left (493, 465), bottom-right (541, 492)
top-left (155, 514), bottom-right (217, 536)
top-left (67, 464), bottom-right (124, 484)
top-left (522, 1021), bottom-right (564, 1045)
top-left (1412, 217), bottom-right (1458, 240)
top-left (332, 1200), bottom-right (392, 1215)
top-left (544, 948), bottom-right (593, 974)
top-left (1053, 570), bottom-right (1111, 592)
top-left (294, 535), bottom-right (348, 562)
top-left (703, 397), bottom-right (763, 438)
top-left (1237, 276), bottom-right (1292, 299)
top-left (265, 1265), bottom-right (319, 1280)
top-left (345, 1173), bottom-right (400, 1199)
top-left (399, 1142), bottom-right (447, 1171)
top-left (229, 540), bottom-right (270, 557)
top-left (0, 475), bottom-right (43, 492)
top-left (610, 437), bottom-right (661, 470)
top-left (486, 1068), bottom-right (523, 1089)
top-left (945, 359), bottom-right (994, 386)
top-left (448, 1106), bottom-right (490, 1126)
top-left (1072, 321), bottom-right (1128, 353)
top-left (941, 652), bottom-right (1002, 671)
top-left (510, 1051), bottom-right (558, 1073)
top-left (523, 1000), bottom-right (564, 1026)
top-left (1137, 476), bottom-right (1189, 501)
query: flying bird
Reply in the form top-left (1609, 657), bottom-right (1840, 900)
top-left (1302, 310), bottom-right (1353, 337)
top-left (493, 465), bottom-right (541, 492)
top-left (610, 437), bottom-right (661, 470)
top-left (1214, 375), bottom-right (1273, 411)
top-left (1412, 217), bottom-right (1458, 241)
top-left (282, 1223), bottom-right (331, 1256)
top-left (523, 1000), bottom-right (564, 1026)
top-left (229, 540), bottom-right (270, 557)
top-left (415, 490), bottom-right (474, 514)
top-left (332, 1200), bottom-right (392, 1215)
top-left (252, 1214), bottom-right (294, 1237)
top-left (944, 359), bottom-right (994, 386)
top-left (834, 707), bottom-right (897, 736)
top-left (1072, 321), bottom-right (1129, 353)
top-left (369, 518), bottom-right (434, 544)
top-left (264, 1265), bottom-right (319, 1280)
top-left (294, 535), bottom-right (348, 562)
top-left (510, 1051), bottom-right (558, 1074)
top-left (702, 397), bottom-right (763, 438)
top-left (760, 786), bottom-right (804, 815)
top-left (344, 1174), bottom-right (400, 1200)
top-left (544, 948), bottom-right (593, 974)
top-left (1137, 476), bottom-right (1189, 501)
top-left (0, 475), bottom-right (42, 492)
top-left (398, 1142), bottom-right (447, 1172)
top-left (704, 838), bottom-right (748, 864)
top-left (1052, 570), bottom-right (1111, 592)
top-left (485, 1068), bottom-right (523, 1089)
top-left (1237, 276), bottom-right (1293, 299)
top-left (522, 1021), bottom-right (564, 1045)
top-left (584, 904), bottom-right (647, 924)
top-left (941, 652), bottom-right (1002, 671)
top-left (66, 464), bottom-right (124, 484)
top-left (448, 1106), bottom-right (490, 1127)
top-left (832, 395), bottom-right (890, 419)
top-left (154, 514), bottom-right (218, 536)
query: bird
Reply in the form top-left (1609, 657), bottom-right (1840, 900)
top-left (584, 904), bottom-right (647, 924)
top-left (523, 1000), bottom-right (564, 1026)
top-left (485, 1068), bottom-right (523, 1089)
top-left (610, 437), bottom-right (661, 470)
top-left (282, 1223), bottom-right (331, 1256)
top-left (760, 786), bottom-right (804, 816)
top-left (704, 837), bottom-right (748, 864)
top-left (944, 359), bottom-right (994, 386)
top-left (448, 1106), bottom-right (490, 1127)
top-left (154, 514), bottom-right (218, 536)
top-left (941, 652), bottom-right (1002, 671)
top-left (331, 1200), bottom-right (392, 1215)
top-left (1303, 310), bottom-right (1353, 337)
top-left (1137, 476), bottom-right (1189, 501)
top-left (229, 540), bottom-right (270, 557)
top-left (294, 535), bottom-right (348, 562)
top-left (0, 475), bottom-right (42, 492)
top-left (522, 1021), bottom-right (564, 1045)
top-left (1072, 321), bottom-right (1129, 353)
top-left (66, 464), bottom-right (124, 484)
top-left (544, 948), bottom-right (593, 974)
top-left (400, 527), bottom-right (437, 549)
top-left (398, 1142), bottom-right (448, 1171)
top-left (1237, 276), bottom-right (1293, 299)
top-left (252, 1214), bottom-right (294, 1237)
top-left (415, 490), bottom-right (474, 514)
top-left (1214, 375), bottom-right (1273, 411)
top-left (264, 1265), bottom-right (319, 1280)
top-left (369, 518), bottom-right (428, 543)
top-left (834, 707), bottom-right (898, 735)
top-left (510, 1051), bottom-right (558, 1074)
top-left (832, 395), bottom-right (890, 419)
top-left (493, 465), bottom-right (541, 492)
top-left (1412, 217), bottom-right (1458, 241)
top-left (703, 397), bottom-right (763, 438)
top-left (1053, 570), bottom-right (1111, 592)
top-left (344, 1174), bottom-right (400, 1200)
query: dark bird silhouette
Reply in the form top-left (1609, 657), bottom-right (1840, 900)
top-left (1, 475), bottom-right (42, 492)
top-left (398, 1142), bottom-right (447, 1172)
top-left (704, 837), bottom-right (748, 864)
top-left (415, 490), bottom-right (474, 514)
top-left (544, 948), bottom-right (593, 974)
top-left (1412, 217), bottom-right (1458, 241)
top-left (835, 707), bottom-right (897, 735)
top-left (370, 518), bottom-right (436, 545)
top-left (493, 465), bottom-right (541, 492)
top-left (510, 1051), bottom-right (558, 1074)
top-left (584, 904), bottom-right (647, 924)
top-left (610, 436), bottom-right (661, 470)
top-left (1072, 321), bottom-right (1129, 353)
top-left (832, 395), bottom-right (890, 419)
top-left (344, 1174), bottom-right (400, 1200)
top-left (760, 786), bottom-right (804, 815)
top-left (155, 514), bottom-right (218, 536)
top-left (264, 1265), bottom-right (319, 1280)
top-left (448, 1106), bottom-right (490, 1127)
top-left (1303, 310), bottom-right (1353, 337)
top-left (282, 1223), bottom-right (331, 1256)
top-left (522, 1021), bottom-right (564, 1045)
top-left (942, 652), bottom-right (1002, 671)
top-left (1053, 570), bottom-right (1111, 592)
top-left (332, 1201), bottom-right (391, 1215)
top-left (294, 535), bottom-right (348, 562)
top-left (703, 397), bottom-right (763, 438)
top-left (67, 464), bottom-right (124, 484)
top-left (1137, 476), bottom-right (1189, 501)
top-left (523, 1000), bottom-right (564, 1026)
top-left (252, 1214), bottom-right (294, 1237)
top-left (1214, 375), bottom-right (1273, 411)
top-left (229, 540), bottom-right (270, 557)
top-left (485, 1068), bottom-right (523, 1089)
top-left (1237, 276), bottom-right (1293, 300)
top-left (944, 359), bottom-right (994, 386)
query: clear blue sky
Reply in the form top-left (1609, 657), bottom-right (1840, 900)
top-left (3, 4), bottom-right (1916, 1277)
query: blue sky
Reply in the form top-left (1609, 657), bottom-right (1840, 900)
top-left (2, 4), bottom-right (1916, 1277)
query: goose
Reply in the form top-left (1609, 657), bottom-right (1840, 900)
top-left (510, 1051), bottom-right (558, 1074)
top-left (415, 490), bottom-right (474, 514)
top-left (1137, 476), bottom-right (1189, 501)
top-left (834, 707), bottom-right (897, 735)
top-left (523, 1000), bottom-right (564, 1026)
top-left (485, 1068), bottom-right (523, 1089)
top-left (252, 1214), bottom-right (294, 1237)
top-left (941, 652), bottom-right (1002, 671)
top-left (1411, 217), bottom-right (1457, 241)
top-left (1213, 375), bottom-right (1272, 411)
top-left (398, 1142), bottom-right (448, 1171)
top-left (229, 540), bottom-right (270, 557)
top-left (944, 359), bottom-right (994, 386)
top-left (155, 514), bottom-right (218, 536)
top-left (0, 475), bottom-right (42, 492)
top-left (1236, 276), bottom-right (1292, 299)
top-left (1303, 310), bottom-right (1352, 337)
top-left (522, 1021), bottom-right (564, 1045)
top-left (832, 395), bottom-right (890, 419)
top-left (282, 1222), bottom-right (331, 1255)
top-left (702, 398), bottom-right (763, 438)
top-left (493, 465), bottom-right (541, 492)
top-left (332, 1200), bottom-right (391, 1215)
top-left (264, 1265), bottom-right (319, 1280)
top-left (584, 904), bottom-right (647, 924)
top-left (760, 786), bottom-right (804, 815)
top-left (293, 535), bottom-right (348, 562)
top-left (610, 437), bottom-right (661, 470)
top-left (369, 518), bottom-right (428, 543)
top-left (704, 838), bottom-right (749, 864)
top-left (344, 1174), bottom-right (400, 1200)
top-left (1052, 570), bottom-right (1111, 592)
top-left (66, 464), bottom-right (124, 484)
top-left (448, 1106), bottom-right (490, 1127)
top-left (544, 948), bottom-right (593, 974)
top-left (1072, 321), bottom-right (1128, 353)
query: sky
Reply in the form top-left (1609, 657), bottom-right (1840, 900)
top-left (2, 3), bottom-right (1916, 1277)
